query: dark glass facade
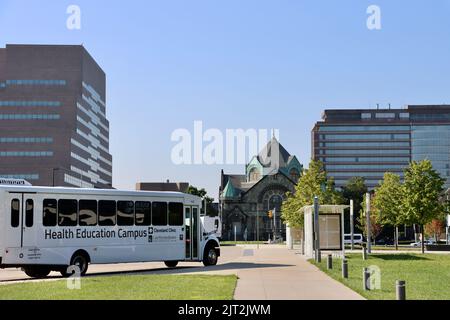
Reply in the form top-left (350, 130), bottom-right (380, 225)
top-left (312, 106), bottom-right (450, 189)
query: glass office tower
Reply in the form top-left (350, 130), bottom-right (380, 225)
top-left (312, 105), bottom-right (450, 190)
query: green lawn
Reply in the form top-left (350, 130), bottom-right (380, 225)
top-left (0, 274), bottom-right (237, 300)
top-left (311, 253), bottom-right (450, 300)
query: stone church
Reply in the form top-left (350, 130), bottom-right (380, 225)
top-left (219, 138), bottom-right (302, 241)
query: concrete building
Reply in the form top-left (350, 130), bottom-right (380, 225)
top-left (312, 105), bottom-right (450, 189)
top-left (219, 138), bottom-right (302, 241)
top-left (0, 44), bottom-right (112, 188)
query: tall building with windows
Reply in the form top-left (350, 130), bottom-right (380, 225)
top-left (312, 105), bottom-right (450, 190)
top-left (0, 44), bottom-right (112, 188)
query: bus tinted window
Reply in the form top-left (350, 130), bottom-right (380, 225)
top-left (152, 202), bottom-right (167, 226)
top-left (25, 199), bottom-right (33, 227)
top-left (79, 200), bottom-right (97, 226)
top-left (168, 203), bottom-right (183, 226)
top-left (11, 199), bottom-right (20, 228)
top-left (58, 199), bottom-right (78, 226)
top-left (117, 201), bottom-right (134, 226)
top-left (135, 201), bottom-right (151, 226)
top-left (43, 199), bottom-right (57, 226)
top-left (99, 200), bottom-right (116, 226)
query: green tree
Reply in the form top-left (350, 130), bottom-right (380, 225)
top-left (342, 177), bottom-right (368, 234)
top-left (372, 172), bottom-right (404, 250)
top-left (401, 160), bottom-right (445, 253)
top-left (281, 160), bottom-right (343, 227)
top-left (186, 185), bottom-right (216, 216)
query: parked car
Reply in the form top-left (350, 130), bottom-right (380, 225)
top-left (409, 239), bottom-right (436, 247)
top-left (344, 234), bottom-right (364, 245)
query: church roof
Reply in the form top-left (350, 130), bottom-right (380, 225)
top-left (222, 180), bottom-right (238, 199)
top-left (257, 137), bottom-right (293, 169)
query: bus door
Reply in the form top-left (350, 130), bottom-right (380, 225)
top-left (185, 206), bottom-right (199, 260)
top-left (5, 193), bottom-right (35, 248)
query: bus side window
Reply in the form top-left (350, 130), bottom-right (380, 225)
top-left (79, 200), bottom-right (97, 226)
top-left (11, 199), bottom-right (20, 228)
top-left (135, 201), bottom-right (151, 226)
top-left (25, 199), bottom-right (34, 227)
top-left (168, 203), bottom-right (183, 226)
top-left (43, 199), bottom-right (57, 227)
top-left (58, 199), bottom-right (78, 227)
top-left (99, 200), bottom-right (116, 226)
top-left (117, 201), bottom-right (134, 226)
top-left (152, 202), bottom-right (168, 226)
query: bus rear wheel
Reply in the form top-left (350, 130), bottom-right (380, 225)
top-left (61, 252), bottom-right (89, 277)
top-left (164, 261), bottom-right (178, 268)
top-left (23, 266), bottom-right (51, 279)
top-left (203, 246), bottom-right (218, 267)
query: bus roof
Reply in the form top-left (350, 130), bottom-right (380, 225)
top-left (0, 185), bottom-right (195, 199)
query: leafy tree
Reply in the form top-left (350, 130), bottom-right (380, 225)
top-left (401, 160), bottom-right (445, 253)
top-left (425, 218), bottom-right (446, 243)
top-left (372, 172), bottom-right (404, 250)
top-left (186, 185), bottom-right (216, 216)
top-left (342, 177), bottom-right (368, 234)
top-left (358, 193), bottom-right (383, 244)
top-left (281, 160), bottom-right (343, 228)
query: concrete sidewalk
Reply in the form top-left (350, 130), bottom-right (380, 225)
top-left (232, 246), bottom-right (364, 300)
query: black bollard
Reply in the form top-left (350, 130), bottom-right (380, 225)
top-left (396, 280), bottom-right (406, 300)
top-left (327, 255), bottom-right (333, 270)
top-left (363, 268), bottom-right (370, 291)
top-left (342, 259), bottom-right (348, 279)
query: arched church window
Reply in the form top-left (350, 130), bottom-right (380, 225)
top-left (268, 195), bottom-right (283, 212)
top-left (249, 168), bottom-right (261, 182)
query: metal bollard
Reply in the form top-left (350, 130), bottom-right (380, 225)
top-left (327, 255), bottom-right (333, 270)
top-left (362, 247), bottom-right (367, 260)
top-left (396, 280), bottom-right (406, 300)
top-left (363, 268), bottom-right (370, 291)
top-left (342, 259), bottom-right (348, 279)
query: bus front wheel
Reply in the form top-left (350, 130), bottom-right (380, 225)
top-left (23, 266), bottom-right (51, 279)
top-left (203, 246), bottom-right (218, 267)
top-left (164, 261), bottom-right (178, 268)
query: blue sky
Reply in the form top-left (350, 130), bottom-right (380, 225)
top-left (1, 0), bottom-right (450, 199)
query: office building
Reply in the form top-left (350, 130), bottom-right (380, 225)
top-left (0, 44), bottom-right (112, 188)
top-left (312, 105), bottom-right (450, 190)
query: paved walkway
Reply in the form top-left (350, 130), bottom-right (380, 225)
top-left (231, 245), bottom-right (363, 300)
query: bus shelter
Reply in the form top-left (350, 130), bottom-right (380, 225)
top-left (301, 204), bottom-right (348, 258)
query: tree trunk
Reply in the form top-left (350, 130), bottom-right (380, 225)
top-left (421, 225), bottom-right (425, 254)
top-left (395, 226), bottom-right (399, 251)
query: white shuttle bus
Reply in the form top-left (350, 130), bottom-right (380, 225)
top-left (0, 185), bottom-right (221, 278)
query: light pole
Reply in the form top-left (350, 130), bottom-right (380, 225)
top-left (366, 192), bottom-right (372, 254)
top-left (350, 199), bottom-right (354, 251)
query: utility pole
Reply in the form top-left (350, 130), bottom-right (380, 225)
top-left (314, 196), bottom-right (321, 263)
top-left (366, 193), bottom-right (372, 254)
top-left (350, 199), bottom-right (355, 251)
top-left (256, 204), bottom-right (260, 249)
top-left (273, 207), bottom-right (277, 242)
